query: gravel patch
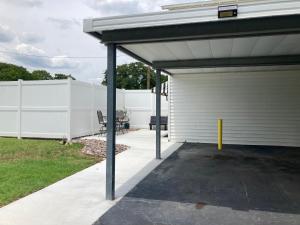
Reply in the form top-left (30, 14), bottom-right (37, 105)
top-left (79, 139), bottom-right (129, 158)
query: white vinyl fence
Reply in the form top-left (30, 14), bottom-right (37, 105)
top-left (0, 79), bottom-right (167, 140)
top-left (125, 90), bottom-right (168, 129)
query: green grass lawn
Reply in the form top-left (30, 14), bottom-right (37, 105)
top-left (0, 137), bottom-right (100, 207)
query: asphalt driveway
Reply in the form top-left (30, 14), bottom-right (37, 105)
top-left (94, 143), bottom-right (300, 225)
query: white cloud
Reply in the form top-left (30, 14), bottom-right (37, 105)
top-left (0, 0), bottom-right (188, 81)
top-left (19, 32), bottom-right (45, 44)
top-left (0, 53), bottom-right (9, 62)
top-left (2, 0), bottom-right (43, 7)
top-left (0, 25), bottom-right (15, 43)
top-left (16, 43), bottom-right (45, 56)
top-left (51, 56), bottom-right (79, 69)
top-left (47, 18), bottom-right (81, 30)
top-left (85, 0), bottom-right (161, 15)
top-left (14, 43), bottom-right (78, 69)
top-left (1, 26), bottom-right (44, 44)
top-left (84, 0), bottom-right (193, 15)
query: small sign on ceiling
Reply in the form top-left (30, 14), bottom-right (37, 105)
top-left (218, 5), bottom-right (238, 18)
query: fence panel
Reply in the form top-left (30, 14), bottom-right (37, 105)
top-left (0, 81), bottom-right (19, 137)
top-left (125, 90), bottom-right (168, 128)
top-left (21, 80), bottom-right (69, 139)
top-left (70, 80), bottom-right (126, 138)
top-left (0, 79), bottom-right (168, 139)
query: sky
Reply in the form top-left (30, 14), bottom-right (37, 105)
top-left (0, 0), bottom-right (192, 83)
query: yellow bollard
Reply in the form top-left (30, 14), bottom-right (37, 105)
top-left (218, 119), bottom-right (223, 151)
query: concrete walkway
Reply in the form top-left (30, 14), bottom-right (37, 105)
top-left (0, 130), bottom-right (182, 225)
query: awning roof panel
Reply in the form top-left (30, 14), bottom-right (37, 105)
top-left (122, 34), bottom-right (300, 62)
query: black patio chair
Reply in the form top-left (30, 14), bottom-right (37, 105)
top-left (97, 110), bottom-right (107, 135)
top-left (149, 116), bottom-right (168, 130)
top-left (116, 110), bottom-right (129, 133)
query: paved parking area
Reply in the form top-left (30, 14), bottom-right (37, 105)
top-left (95, 143), bottom-right (300, 225)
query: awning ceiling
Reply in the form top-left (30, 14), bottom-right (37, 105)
top-left (122, 34), bottom-right (300, 61)
top-left (120, 33), bottom-right (300, 74)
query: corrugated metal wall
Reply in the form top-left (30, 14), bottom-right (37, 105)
top-left (169, 70), bottom-right (300, 147)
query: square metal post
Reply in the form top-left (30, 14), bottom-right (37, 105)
top-left (156, 69), bottom-right (161, 159)
top-left (106, 43), bottom-right (116, 200)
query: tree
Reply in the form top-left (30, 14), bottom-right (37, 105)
top-left (0, 61), bottom-right (76, 81)
top-left (31, 70), bottom-right (53, 80)
top-left (54, 74), bottom-right (76, 80)
top-left (102, 62), bottom-right (168, 90)
top-left (0, 62), bottom-right (32, 81)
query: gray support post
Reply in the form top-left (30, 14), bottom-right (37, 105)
top-left (156, 69), bottom-right (161, 159)
top-left (106, 43), bottom-right (117, 200)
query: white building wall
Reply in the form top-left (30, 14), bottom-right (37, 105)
top-left (169, 70), bottom-right (300, 147)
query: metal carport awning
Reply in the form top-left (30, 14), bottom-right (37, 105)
top-left (84, 11), bottom-right (300, 200)
top-left (99, 14), bottom-right (300, 44)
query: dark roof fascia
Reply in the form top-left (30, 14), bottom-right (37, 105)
top-left (100, 14), bottom-right (300, 44)
top-left (153, 55), bottom-right (300, 69)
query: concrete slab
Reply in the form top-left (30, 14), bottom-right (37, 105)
top-left (94, 143), bottom-right (300, 225)
top-left (0, 130), bottom-right (182, 225)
